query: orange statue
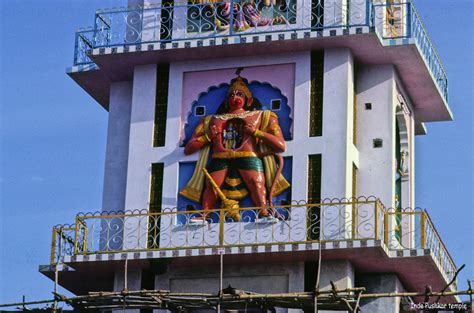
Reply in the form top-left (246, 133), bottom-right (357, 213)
top-left (180, 71), bottom-right (290, 220)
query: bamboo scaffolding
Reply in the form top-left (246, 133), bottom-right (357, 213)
top-left (1, 287), bottom-right (472, 311)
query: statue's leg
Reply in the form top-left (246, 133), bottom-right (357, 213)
top-left (202, 168), bottom-right (228, 215)
top-left (238, 169), bottom-right (270, 217)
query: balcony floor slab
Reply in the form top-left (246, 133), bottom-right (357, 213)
top-left (40, 241), bottom-right (456, 303)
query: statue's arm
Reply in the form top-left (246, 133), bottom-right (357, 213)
top-left (184, 119), bottom-right (210, 155)
top-left (254, 114), bottom-right (286, 153)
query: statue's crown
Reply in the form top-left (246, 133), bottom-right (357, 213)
top-left (227, 69), bottom-right (252, 100)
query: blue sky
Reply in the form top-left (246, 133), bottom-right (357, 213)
top-left (0, 0), bottom-right (472, 306)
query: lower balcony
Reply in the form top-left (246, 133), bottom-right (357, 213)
top-left (42, 197), bottom-right (457, 299)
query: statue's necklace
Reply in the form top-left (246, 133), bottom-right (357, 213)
top-left (214, 110), bottom-right (261, 120)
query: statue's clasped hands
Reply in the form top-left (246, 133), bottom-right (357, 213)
top-left (208, 124), bottom-right (222, 140)
top-left (244, 120), bottom-right (265, 139)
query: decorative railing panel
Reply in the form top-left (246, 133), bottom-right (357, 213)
top-left (90, 0), bottom-right (368, 48)
top-left (372, 1), bottom-right (448, 101)
top-left (50, 224), bottom-right (77, 264)
top-left (49, 198), bottom-right (456, 289)
top-left (73, 28), bottom-right (95, 66)
top-left (424, 212), bottom-right (457, 290)
top-left (383, 208), bottom-right (457, 289)
top-left (71, 199), bottom-right (381, 254)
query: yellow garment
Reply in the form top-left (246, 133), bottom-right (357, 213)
top-left (179, 116), bottom-right (212, 203)
top-left (259, 110), bottom-right (290, 196)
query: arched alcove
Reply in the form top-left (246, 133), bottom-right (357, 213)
top-left (181, 80), bottom-right (293, 146)
top-left (177, 80), bottom-right (294, 221)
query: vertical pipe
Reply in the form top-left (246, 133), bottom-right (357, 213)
top-left (53, 266), bottom-right (58, 313)
top-left (217, 252), bottom-right (224, 313)
top-left (124, 257), bottom-right (129, 291)
top-left (53, 230), bottom-right (62, 313)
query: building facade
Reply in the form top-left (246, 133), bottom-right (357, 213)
top-left (40, 0), bottom-right (457, 312)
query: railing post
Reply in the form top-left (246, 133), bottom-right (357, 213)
top-left (366, 0), bottom-right (370, 26)
top-left (74, 217), bottom-right (79, 255)
top-left (351, 200), bottom-right (356, 240)
top-left (383, 211), bottom-right (388, 246)
top-left (438, 241), bottom-right (442, 264)
top-left (406, 1), bottom-right (412, 38)
top-left (219, 208), bottom-right (225, 246)
top-left (374, 201), bottom-right (378, 241)
top-left (73, 32), bottom-right (79, 66)
top-left (320, 202), bottom-right (324, 242)
top-left (420, 212), bottom-right (426, 249)
top-left (82, 219), bottom-right (88, 253)
top-left (229, 0), bottom-right (234, 36)
top-left (50, 228), bottom-right (58, 264)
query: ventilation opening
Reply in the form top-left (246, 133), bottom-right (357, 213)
top-left (271, 99), bottom-right (281, 111)
top-left (373, 138), bottom-right (383, 148)
top-left (195, 106), bottom-right (205, 116)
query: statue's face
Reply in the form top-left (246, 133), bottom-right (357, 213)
top-left (228, 89), bottom-right (246, 111)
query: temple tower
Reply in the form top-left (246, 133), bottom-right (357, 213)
top-left (41, 0), bottom-right (458, 312)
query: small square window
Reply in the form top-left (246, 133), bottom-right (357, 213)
top-left (373, 138), bottom-right (383, 148)
top-left (365, 103), bottom-right (372, 110)
top-left (195, 106), bottom-right (205, 116)
top-left (271, 99), bottom-right (281, 111)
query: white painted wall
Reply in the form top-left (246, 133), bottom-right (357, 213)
top-left (321, 48), bottom-right (355, 200)
top-left (356, 64), bottom-right (396, 208)
top-left (356, 64), bottom-right (406, 246)
top-left (155, 262), bottom-right (304, 313)
top-left (320, 48), bottom-right (357, 240)
top-left (123, 65), bottom-right (158, 250)
top-left (125, 64), bottom-right (158, 211)
top-left (102, 81), bottom-right (133, 212)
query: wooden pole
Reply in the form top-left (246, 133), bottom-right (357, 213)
top-left (218, 252), bottom-right (224, 313)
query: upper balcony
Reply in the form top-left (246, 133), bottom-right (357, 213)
top-left (68, 0), bottom-right (451, 126)
top-left (40, 197), bottom-right (458, 303)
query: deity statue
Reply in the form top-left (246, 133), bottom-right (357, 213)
top-left (398, 150), bottom-right (408, 176)
top-left (180, 71), bottom-right (290, 221)
top-left (395, 150), bottom-right (409, 181)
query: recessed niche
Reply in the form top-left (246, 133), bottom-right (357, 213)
top-left (271, 99), bottom-right (281, 111)
top-left (373, 138), bottom-right (383, 148)
top-left (365, 103), bottom-right (372, 110)
top-left (194, 106), bottom-right (205, 116)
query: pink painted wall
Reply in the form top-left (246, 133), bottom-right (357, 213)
top-left (180, 63), bottom-right (295, 138)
